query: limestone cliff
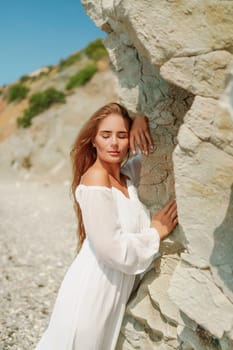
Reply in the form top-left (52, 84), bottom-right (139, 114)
top-left (81, 1), bottom-right (233, 349)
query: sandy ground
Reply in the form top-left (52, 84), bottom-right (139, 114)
top-left (0, 180), bottom-right (77, 349)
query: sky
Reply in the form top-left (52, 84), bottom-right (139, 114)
top-left (0, 0), bottom-right (106, 86)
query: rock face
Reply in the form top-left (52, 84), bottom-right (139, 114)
top-left (81, 1), bottom-right (233, 349)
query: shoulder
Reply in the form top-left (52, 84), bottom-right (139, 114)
top-left (80, 167), bottom-right (111, 188)
top-left (76, 168), bottom-right (113, 204)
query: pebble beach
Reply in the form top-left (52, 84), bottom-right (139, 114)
top-left (0, 181), bottom-right (77, 349)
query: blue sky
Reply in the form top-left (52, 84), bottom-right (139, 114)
top-left (0, 0), bottom-right (106, 86)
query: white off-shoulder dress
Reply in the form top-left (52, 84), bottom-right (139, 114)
top-left (35, 153), bottom-right (160, 350)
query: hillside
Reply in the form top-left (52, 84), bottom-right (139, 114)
top-left (0, 39), bottom-right (119, 183)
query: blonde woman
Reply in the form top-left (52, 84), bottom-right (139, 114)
top-left (35, 102), bottom-right (178, 350)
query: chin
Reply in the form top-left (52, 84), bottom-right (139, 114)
top-left (105, 155), bottom-right (123, 163)
top-left (108, 158), bottom-right (122, 163)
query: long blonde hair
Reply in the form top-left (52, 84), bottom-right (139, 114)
top-left (70, 102), bottom-right (133, 253)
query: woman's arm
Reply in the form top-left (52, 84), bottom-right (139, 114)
top-left (76, 187), bottom-right (160, 275)
top-left (121, 115), bottom-right (154, 186)
top-left (129, 115), bottom-right (155, 156)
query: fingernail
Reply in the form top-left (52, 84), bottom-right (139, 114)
top-left (132, 150), bottom-right (136, 155)
top-left (145, 150), bottom-right (148, 156)
top-left (150, 145), bottom-right (154, 150)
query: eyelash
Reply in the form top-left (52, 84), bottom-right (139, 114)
top-left (101, 135), bottom-right (127, 139)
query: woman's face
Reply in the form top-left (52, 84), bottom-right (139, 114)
top-left (93, 113), bottom-right (130, 164)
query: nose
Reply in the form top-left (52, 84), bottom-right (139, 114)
top-left (110, 135), bottom-right (118, 148)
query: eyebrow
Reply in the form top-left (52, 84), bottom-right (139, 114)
top-left (100, 130), bottom-right (128, 133)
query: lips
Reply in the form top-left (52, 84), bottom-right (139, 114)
top-left (108, 151), bottom-right (120, 155)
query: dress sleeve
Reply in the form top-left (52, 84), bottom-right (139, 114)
top-left (76, 187), bottom-right (160, 275)
top-left (121, 150), bottom-right (142, 187)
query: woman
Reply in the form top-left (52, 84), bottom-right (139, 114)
top-left (35, 102), bottom-right (177, 350)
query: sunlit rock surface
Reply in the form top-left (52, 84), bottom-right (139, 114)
top-left (82, 0), bottom-right (233, 348)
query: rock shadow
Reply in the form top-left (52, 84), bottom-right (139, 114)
top-left (210, 183), bottom-right (233, 299)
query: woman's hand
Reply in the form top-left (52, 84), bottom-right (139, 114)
top-left (151, 199), bottom-right (178, 240)
top-left (130, 115), bottom-right (155, 155)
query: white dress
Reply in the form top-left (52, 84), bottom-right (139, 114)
top-left (35, 153), bottom-right (160, 350)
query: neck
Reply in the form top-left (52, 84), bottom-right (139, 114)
top-left (94, 158), bottom-right (121, 182)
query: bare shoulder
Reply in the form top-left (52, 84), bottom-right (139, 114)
top-left (80, 167), bottom-right (111, 188)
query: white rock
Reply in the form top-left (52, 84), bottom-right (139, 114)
top-left (169, 262), bottom-right (233, 338)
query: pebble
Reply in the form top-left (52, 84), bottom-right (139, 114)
top-left (0, 181), bottom-right (77, 349)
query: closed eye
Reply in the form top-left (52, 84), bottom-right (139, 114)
top-left (100, 132), bottom-right (128, 139)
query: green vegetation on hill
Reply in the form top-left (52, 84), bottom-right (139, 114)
top-left (19, 66), bottom-right (53, 84)
top-left (9, 38), bottom-right (108, 127)
top-left (17, 87), bottom-right (65, 128)
top-left (66, 63), bottom-right (98, 90)
top-left (31, 66), bottom-right (54, 82)
top-left (58, 52), bottom-right (82, 71)
top-left (19, 75), bottom-right (31, 83)
top-left (58, 38), bottom-right (107, 72)
top-left (84, 39), bottom-right (107, 61)
top-left (7, 83), bottom-right (29, 103)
